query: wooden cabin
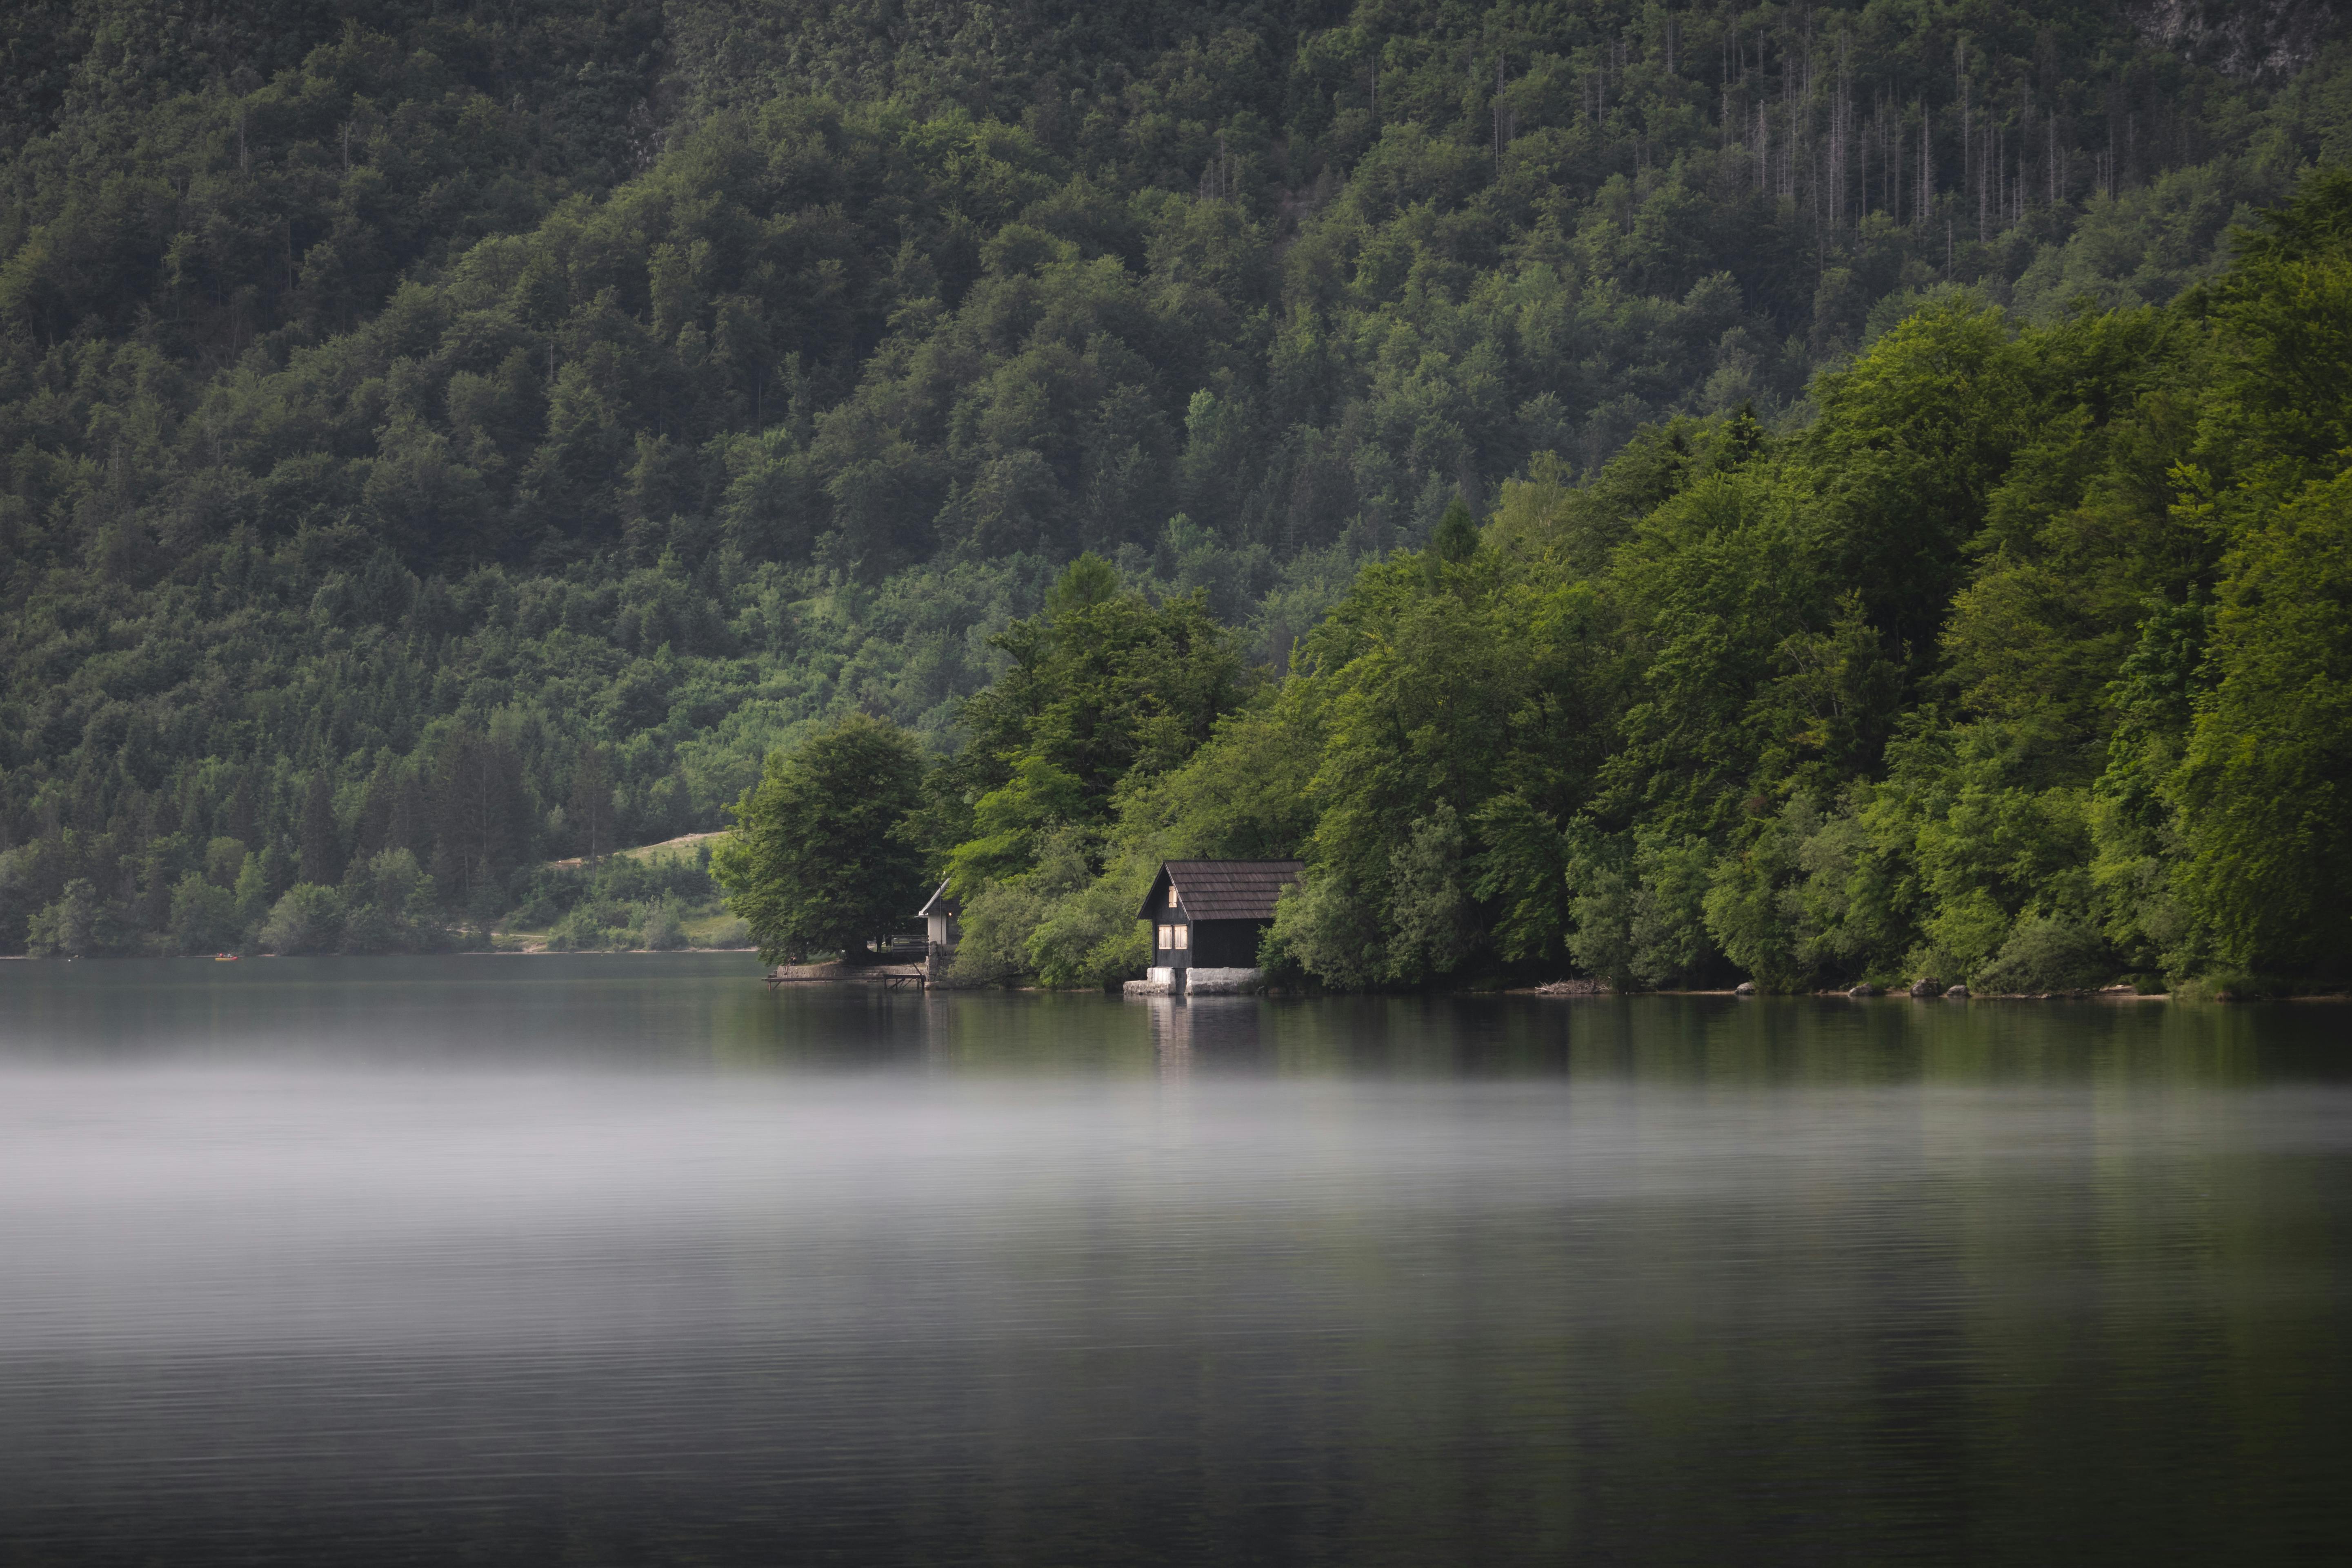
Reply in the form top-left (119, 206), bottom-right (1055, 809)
top-left (1137, 860), bottom-right (1304, 976)
top-left (917, 881), bottom-right (961, 954)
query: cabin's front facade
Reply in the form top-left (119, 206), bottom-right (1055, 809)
top-left (1133, 860), bottom-right (1303, 994)
top-left (916, 881), bottom-right (960, 975)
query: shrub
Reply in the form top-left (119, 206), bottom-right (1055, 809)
top-left (1263, 870), bottom-right (1385, 990)
top-left (547, 904), bottom-right (628, 951)
top-left (1025, 851), bottom-right (1152, 987)
top-left (258, 885), bottom-right (346, 955)
top-left (641, 899), bottom-right (686, 950)
top-left (1971, 915), bottom-right (2111, 994)
top-left (695, 916), bottom-right (752, 948)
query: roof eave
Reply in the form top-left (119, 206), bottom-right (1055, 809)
top-left (1134, 865), bottom-right (1172, 922)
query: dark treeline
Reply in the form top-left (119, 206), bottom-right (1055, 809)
top-left (4, 0), bottom-right (2349, 959)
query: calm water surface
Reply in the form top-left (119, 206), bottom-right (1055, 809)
top-left (0, 954), bottom-right (2347, 1565)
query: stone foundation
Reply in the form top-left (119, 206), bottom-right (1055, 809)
top-left (1182, 966), bottom-right (1265, 996)
top-left (1122, 966), bottom-right (1265, 997)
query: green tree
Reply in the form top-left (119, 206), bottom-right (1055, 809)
top-left (2171, 468), bottom-right (2352, 975)
top-left (258, 885), bottom-right (346, 956)
top-left (298, 772), bottom-right (345, 887)
top-left (714, 713), bottom-right (929, 963)
top-left (431, 730), bottom-right (533, 916)
top-left (27, 879), bottom-right (101, 957)
top-left (167, 872), bottom-right (242, 954)
top-left (943, 554), bottom-right (1249, 900)
top-left (568, 742), bottom-right (617, 865)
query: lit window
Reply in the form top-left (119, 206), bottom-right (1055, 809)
top-left (1168, 887), bottom-right (1180, 907)
top-left (1172, 924), bottom-right (1189, 951)
top-left (1156, 924), bottom-right (1172, 951)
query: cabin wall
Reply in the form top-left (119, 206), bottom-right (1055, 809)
top-left (1192, 920), bottom-right (1267, 968)
top-left (1149, 906), bottom-right (1273, 968)
top-left (1152, 912), bottom-right (1191, 967)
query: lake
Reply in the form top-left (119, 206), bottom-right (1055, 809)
top-left (0, 954), bottom-right (2346, 1565)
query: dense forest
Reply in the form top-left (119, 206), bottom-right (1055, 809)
top-left (862, 167), bottom-right (2352, 998)
top-left (3, 0), bottom-right (2348, 988)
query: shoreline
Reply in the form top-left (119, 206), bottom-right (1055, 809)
top-left (1518, 982), bottom-right (2179, 1002)
top-left (1513, 987), bottom-right (2345, 1003)
top-left (0, 948), bottom-right (765, 961)
top-left (4, 952), bottom-right (2345, 1002)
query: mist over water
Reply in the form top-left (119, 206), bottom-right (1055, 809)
top-left (0, 956), bottom-right (2346, 1565)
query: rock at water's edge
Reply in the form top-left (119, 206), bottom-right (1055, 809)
top-left (1123, 967), bottom-right (1179, 996)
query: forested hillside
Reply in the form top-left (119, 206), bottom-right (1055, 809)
top-left (4, 0), bottom-right (2348, 976)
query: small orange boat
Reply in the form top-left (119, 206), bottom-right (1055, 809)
top-left (213, 953), bottom-right (239, 962)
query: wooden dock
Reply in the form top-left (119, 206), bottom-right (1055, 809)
top-left (765, 942), bottom-right (931, 991)
top-left (765, 967), bottom-right (927, 990)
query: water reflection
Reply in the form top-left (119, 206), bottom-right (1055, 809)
top-left (0, 956), bottom-right (2345, 1566)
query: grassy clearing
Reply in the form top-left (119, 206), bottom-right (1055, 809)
top-left (491, 906), bottom-right (748, 954)
top-left (682, 911), bottom-right (753, 948)
top-left (545, 831), bottom-right (730, 873)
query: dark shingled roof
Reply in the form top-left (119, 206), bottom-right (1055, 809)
top-left (916, 880), bottom-right (960, 919)
top-left (1139, 860), bottom-right (1304, 922)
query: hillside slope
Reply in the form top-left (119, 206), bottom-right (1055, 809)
top-left (4, 0), bottom-right (2350, 958)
